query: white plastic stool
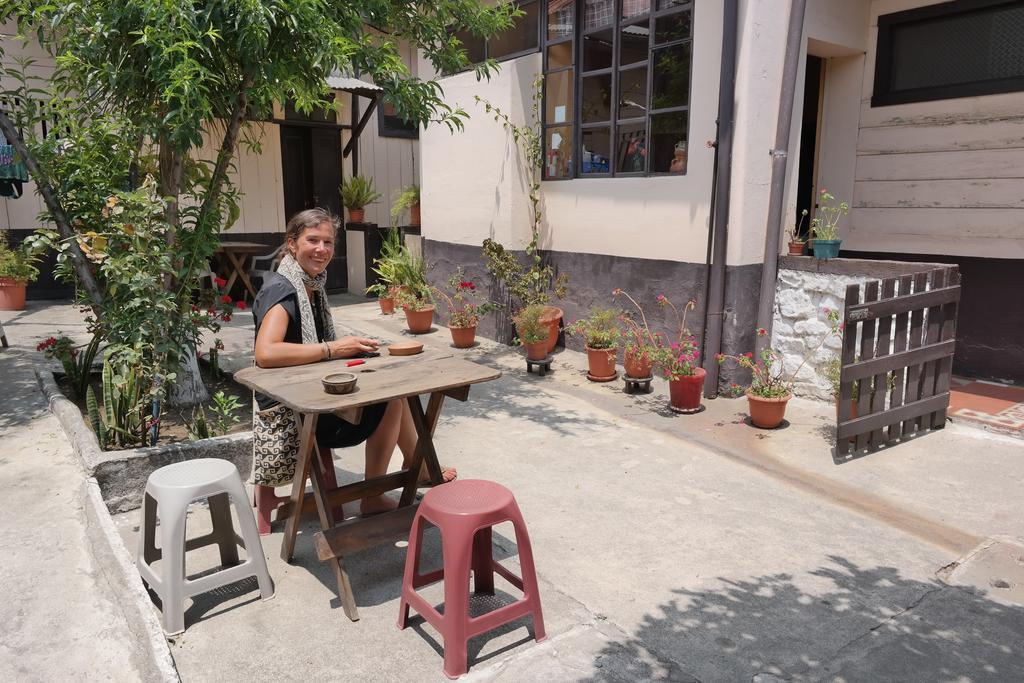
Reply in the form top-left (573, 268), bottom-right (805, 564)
top-left (137, 458), bottom-right (274, 634)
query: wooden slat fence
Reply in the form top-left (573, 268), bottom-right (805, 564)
top-left (836, 266), bottom-right (960, 456)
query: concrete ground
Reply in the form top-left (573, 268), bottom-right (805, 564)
top-left (2, 298), bottom-right (1023, 681)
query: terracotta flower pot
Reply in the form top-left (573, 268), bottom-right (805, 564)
top-left (403, 305), bottom-right (435, 334)
top-left (787, 241), bottom-right (806, 255)
top-left (668, 367), bottom-right (706, 413)
top-left (409, 204), bottom-right (421, 226)
top-left (450, 325), bottom-right (476, 349)
top-left (378, 297), bottom-right (395, 315)
top-left (624, 348), bottom-right (654, 379)
top-left (348, 208), bottom-right (365, 223)
top-left (586, 346), bottom-right (618, 381)
top-left (0, 277), bottom-right (27, 311)
top-left (746, 390), bottom-right (791, 428)
top-left (524, 340), bottom-right (548, 361)
top-left (835, 397), bottom-right (858, 420)
top-left (538, 306), bottom-right (563, 354)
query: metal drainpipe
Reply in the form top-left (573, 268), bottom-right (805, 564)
top-left (755, 0), bottom-right (809, 353)
top-left (701, 0), bottom-right (739, 399)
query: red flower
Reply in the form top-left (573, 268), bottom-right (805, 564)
top-left (235, 301), bottom-right (247, 310)
top-left (743, 352), bottom-right (753, 359)
top-left (221, 313), bottom-right (232, 322)
top-left (756, 327), bottom-right (768, 337)
top-left (190, 304), bottom-right (199, 312)
top-left (220, 294), bottom-right (232, 304)
top-left (213, 277), bottom-right (227, 288)
top-left (656, 294), bottom-right (666, 302)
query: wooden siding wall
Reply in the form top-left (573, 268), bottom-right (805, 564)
top-left (849, 0), bottom-right (1024, 259)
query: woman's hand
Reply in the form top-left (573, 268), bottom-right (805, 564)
top-left (328, 336), bottom-right (380, 358)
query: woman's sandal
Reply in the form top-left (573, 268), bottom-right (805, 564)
top-left (417, 465), bottom-right (458, 488)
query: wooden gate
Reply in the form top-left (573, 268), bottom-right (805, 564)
top-left (836, 266), bottom-right (961, 456)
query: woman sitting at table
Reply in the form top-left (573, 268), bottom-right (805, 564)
top-left (251, 208), bottom-right (454, 533)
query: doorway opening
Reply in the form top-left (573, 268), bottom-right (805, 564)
top-left (795, 55), bottom-right (825, 240)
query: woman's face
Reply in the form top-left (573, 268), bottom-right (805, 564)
top-left (289, 222), bottom-right (335, 277)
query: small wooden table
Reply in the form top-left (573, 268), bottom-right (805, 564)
top-left (234, 350), bottom-right (501, 620)
top-left (215, 241), bottom-right (272, 300)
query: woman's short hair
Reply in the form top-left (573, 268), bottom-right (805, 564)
top-left (284, 208), bottom-right (340, 247)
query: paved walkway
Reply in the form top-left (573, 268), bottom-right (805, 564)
top-left (3, 298), bottom-right (1024, 681)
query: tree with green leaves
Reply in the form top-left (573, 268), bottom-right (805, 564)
top-left (0, 0), bottom-right (517, 408)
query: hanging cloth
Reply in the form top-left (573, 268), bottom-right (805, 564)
top-left (0, 130), bottom-right (28, 198)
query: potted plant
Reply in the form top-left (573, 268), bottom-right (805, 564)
top-left (786, 220), bottom-right (807, 256)
top-left (433, 270), bottom-right (501, 348)
top-left (566, 306), bottom-right (621, 381)
top-left (717, 309), bottom-right (841, 428)
top-left (809, 188), bottom-right (848, 260)
top-left (340, 174), bottom-right (382, 223)
top-left (512, 304), bottom-right (549, 361)
top-left (391, 184), bottom-right (421, 227)
top-left (395, 283), bottom-right (434, 334)
top-left (649, 295), bottom-right (704, 413)
top-left (613, 289), bottom-right (659, 379)
top-left (0, 231), bottom-right (40, 310)
top-left (366, 230), bottom-right (404, 314)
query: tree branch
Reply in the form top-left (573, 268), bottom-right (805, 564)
top-left (0, 108), bottom-right (103, 306)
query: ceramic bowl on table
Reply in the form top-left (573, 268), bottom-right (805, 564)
top-left (322, 372), bottom-right (358, 395)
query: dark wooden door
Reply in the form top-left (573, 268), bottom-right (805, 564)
top-left (279, 125), bottom-right (347, 291)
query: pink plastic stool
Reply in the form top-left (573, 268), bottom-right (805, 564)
top-left (254, 445), bottom-right (340, 535)
top-left (397, 479), bottom-right (546, 679)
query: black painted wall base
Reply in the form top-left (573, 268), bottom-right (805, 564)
top-left (423, 238), bottom-right (760, 392)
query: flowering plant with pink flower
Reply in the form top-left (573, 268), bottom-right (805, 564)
top-left (613, 289), bottom-right (700, 379)
top-left (716, 308), bottom-right (841, 398)
top-left (432, 269), bottom-right (501, 329)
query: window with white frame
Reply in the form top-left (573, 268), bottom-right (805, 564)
top-left (543, 0), bottom-right (693, 179)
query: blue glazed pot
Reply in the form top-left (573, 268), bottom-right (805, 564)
top-left (812, 239), bottom-right (842, 259)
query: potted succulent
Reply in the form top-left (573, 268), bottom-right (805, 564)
top-left (340, 174), bottom-right (382, 223)
top-left (390, 184), bottom-right (421, 227)
top-left (717, 309), bottom-right (841, 428)
top-left (566, 306), bottom-right (621, 381)
top-left (809, 188), bottom-right (848, 260)
top-left (395, 283), bottom-right (435, 334)
top-left (649, 295), bottom-right (704, 413)
top-left (0, 231), bottom-right (40, 310)
top-left (433, 270), bottom-right (501, 348)
top-left (512, 304), bottom-right (549, 361)
top-left (613, 288), bottom-right (658, 379)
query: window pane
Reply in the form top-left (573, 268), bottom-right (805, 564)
top-left (582, 28), bottom-right (614, 72)
top-left (651, 43), bottom-right (691, 109)
top-left (656, 0), bottom-right (689, 10)
top-left (583, 0), bottom-right (615, 32)
top-left (454, 29), bottom-right (486, 65)
top-left (545, 126), bottom-right (573, 179)
top-left (547, 42), bottom-right (573, 70)
top-left (654, 10), bottom-right (691, 44)
top-left (650, 111), bottom-right (688, 173)
top-left (545, 69), bottom-right (574, 124)
top-left (547, 0), bottom-right (574, 40)
top-left (581, 73), bottom-right (613, 122)
top-left (617, 121), bottom-right (648, 172)
top-left (581, 127), bottom-right (612, 174)
top-left (622, 0), bottom-right (651, 20)
top-left (618, 66), bottom-right (648, 119)
top-left (620, 22), bottom-right (650, 66)
top-left (490, 2), bottom-right (539, 60)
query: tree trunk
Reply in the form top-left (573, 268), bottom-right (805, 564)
top-left (168, 352), bottom-right (209, 407)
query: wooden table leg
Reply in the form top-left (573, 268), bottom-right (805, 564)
top-left (226, 251), bottom-right (258, 300)
top-left (398, 392), bottom-right (447, 507)
top-left (281, 412), bottom-right (319, 562)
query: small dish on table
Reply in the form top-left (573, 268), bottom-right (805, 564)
top-left (322, 372), bottom-right (358, 394)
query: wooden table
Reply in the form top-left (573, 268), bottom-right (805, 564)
top-left (214, 241), bottom-right (273, 300)
top-left (234, 350), bottom-right (501, 620)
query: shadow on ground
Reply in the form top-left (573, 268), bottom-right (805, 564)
top-left (585, 556), bottom-right (1024, 682)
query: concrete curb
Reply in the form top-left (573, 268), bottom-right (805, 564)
top-left (81, 477), bottom-right (180, 682)
top-left (35, 366), bottom-right (253, 513)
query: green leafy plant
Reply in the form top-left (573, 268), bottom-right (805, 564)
top-left (85, 352), bottom-right (146, 450)
top-left (394, 282), bottom-right (434, 311)
top-left (566, 306), bottom-right (621, 350)
top-left (341, 175), bottom-right (383, 210)
top-left (432, 270), bottom-right (501, 328)
top-left (189, 390), bottom-right (243, 439)
top-left (86, 385), bottom-right (107, 450)
top-left (809, 189), bottom-right (849, 241)
top-left (0, 230), bottom-right (39, 282)
top-left (717, 308), bottom-right (842, 399)
top-left (37, 331), bottom-right (103, 399)
top-left (512, 304), bottom-right (548, 345)
top-left (390, 184), bottom-right (420, 226)
top-left (366, 229), bottom-right (403, 297)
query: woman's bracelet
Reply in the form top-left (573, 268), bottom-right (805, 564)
top-left (322, 342), bottom-right (331, 360)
